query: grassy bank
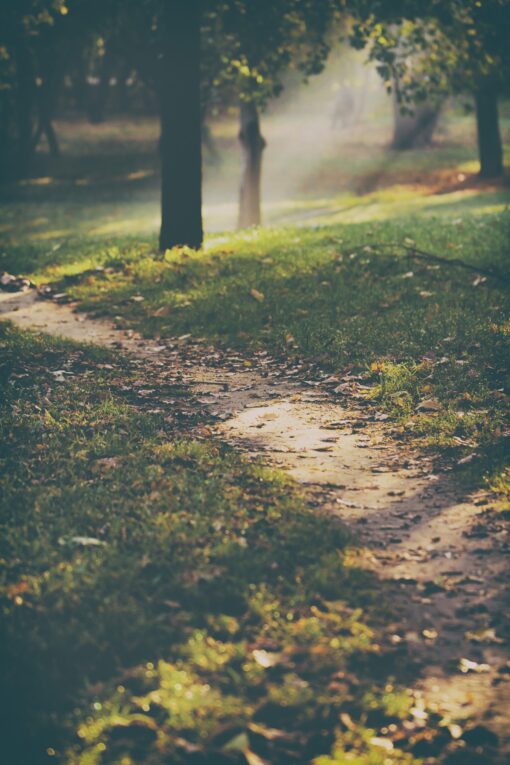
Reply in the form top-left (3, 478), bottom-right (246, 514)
top-left (1, 323), bottom-right (440, 765)
top-left (14, 207), bottom-right (507, 504)
top-left (2, 111), bottom-right (510, 763)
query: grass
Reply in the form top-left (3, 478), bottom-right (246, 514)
top-left (1, 143), bottom-right (510, 503)
top-left (0, 323), bottom-right (441, 765)
top-left (21, 209), bottom-right (507, 505)
top-left (1, 107), bottom-right (510, 763)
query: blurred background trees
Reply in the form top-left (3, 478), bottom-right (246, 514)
top-left (0, 0), bottom-right (509, 247)
top-left (350, 0), bottom-right (510, 176)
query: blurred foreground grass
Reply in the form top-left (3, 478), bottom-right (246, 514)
top-left (1, 324), bottom-right (429, 765)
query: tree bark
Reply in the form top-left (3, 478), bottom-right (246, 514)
top-left (89, 47), bottom-right (115, 124)
top-left (33, 48), bottom-right (61, 159)
top-left (116, 61), bottom-right (131, 113)
top-left (475, 81), bottom-right (503, 178)
top-left (158, 0), bottom-right (203, 251)
top-left (72, 53), bottom-right (89, 112)
top-left (0, 91), bottom-right (13, 181)
top-left (391, 99), bottom-right (441, 150)
top-left (14, 38), bottom-right (37, 177)
top-left (32, 115), bottom-right (60, 158)
top-left (238, 100), bottom-right (266, 228)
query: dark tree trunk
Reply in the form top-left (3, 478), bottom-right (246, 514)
top-left (32, 116), bottom-right (60, 158)
top-left (475, 81), bottom-right (503, 178)
top-left (43, 119), bottom-right (60, 158)
top-left (116, 61), bottom-right (131, 113)
top-left (238, 100), bottom-right (266, 228)
top-left (14, 39), bottom-right (37, 176)
top-left (89, 48), bottom-right (115, 124)
top-left (0, 91), bottom-right (13, 181)
top-left (392, 99), bottom-right (441, 150)
top-left (72, 54), bottom-right (89, 112)
top-left (158, 0), bottom-right (203, 251)
top-left (33, 49), bottom-right (61, 159)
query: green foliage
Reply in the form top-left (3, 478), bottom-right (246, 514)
top-left (215, 0), bottom-right (339, 105)
top-left (350, 0), bottom-right (510, 104)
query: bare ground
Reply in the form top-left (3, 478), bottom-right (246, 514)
top-left (1, 289), bottom-right (509, 759)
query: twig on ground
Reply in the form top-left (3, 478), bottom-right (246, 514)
top-left (343, 242), bottom-right (509, 284)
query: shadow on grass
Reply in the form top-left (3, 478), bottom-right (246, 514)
top-left (1, 325), bottom-right (508, 764)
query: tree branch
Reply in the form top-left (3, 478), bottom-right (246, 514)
top-left (343, 242), bottom-right (509, 284)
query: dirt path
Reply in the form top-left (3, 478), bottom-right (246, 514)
top-left (1, 289), bottom-right (509, 758)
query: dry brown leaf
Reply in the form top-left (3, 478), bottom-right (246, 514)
top-left (417, 398), bottom-right (441, 412)
top-left (249, 288), bottom-right (265, 302)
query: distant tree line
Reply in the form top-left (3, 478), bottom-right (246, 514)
top-left (0, 0), bottom-right (509, 250)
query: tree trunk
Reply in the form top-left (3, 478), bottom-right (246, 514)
top-left (238, 100), bottom-right (266, 228)
top-left (72, 53), bottom-right (89, 112)
top-left (475, 81), bottom-right (503, 178)
top-left (0, 91), bottom-right (13, 181)
top-left (33, 49), bottom-right (61, 159)
top-left (32, 116), bottom-right (60, 158)
top-left (116, 61), bottom-right (131, 113)
top-left (392, 99), bottom-right (441, 150)
top-left (14, 39), bottom-right (37, 177)
top-left (89, 48), bottom-right (115, 124)
top-left (158, 0), bottom-right (203, 251)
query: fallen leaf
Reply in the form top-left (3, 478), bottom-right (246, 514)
top-left (59, 536), bottom-right (106, 547)
top-left (459, 658), bottom-right (491, 674)
top-left (250, 288), bottom-right (265, 302)
top-left (92, 456), bottom-right (120, 473)
top-left (417, 398), bottom-right (441, 412)
top-left (252, 649), bottom-right (281, 668)
top-left (370, 737), bottom-right (393, 751)
top-left (51, 370), bottom-right (74, 382)
top-left (152, 305), bottom-right (172, 317)
top-left (245, 751), bottom-right (270, 765)
top-left (340, 712), bottom-right (356, 731)
top-left (457, 453), bottom-right (479, 466)
top-left (448, 724), bottom-right (463, 740)
top-left (465, 628), bottom-right (503, 644)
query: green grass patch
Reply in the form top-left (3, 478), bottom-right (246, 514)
top-left (29, 210), bottom-right (509, 505)
top-left (2, 111), bottom-right (509, 763)
top-left (1, 323), bottom-right (439, 765)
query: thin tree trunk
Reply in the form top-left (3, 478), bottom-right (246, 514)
top-left (158, 0), bottom-right (203, 251)
top-left (72, 53), bottom-right (89, 112)
top-left (475, 81), bottom-right (503, 178)
top-left (89, 47), bottom-right (115, 124)
top-left (32, 116), bottom-right (60, 158)
top-left (238, 100), bottom-right (266, 228)
top-left (392, 99), bottom-right (441, 150)
top-left (0, 91), bottom-right (13, 181)
top-left (14, 39), bottom-right (37, 177)
top-left (43, 120), bottom-right (60, 158)
top-left (33, 50), bottom-right (61, 159)
top-left (116, 61), bottom-right (131, 113)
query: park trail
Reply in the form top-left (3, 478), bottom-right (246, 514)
top-left (1, 289), bottom-right (509, 757)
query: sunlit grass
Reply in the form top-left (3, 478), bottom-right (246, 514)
top-left (16, 204), bottom-right (503, 511)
